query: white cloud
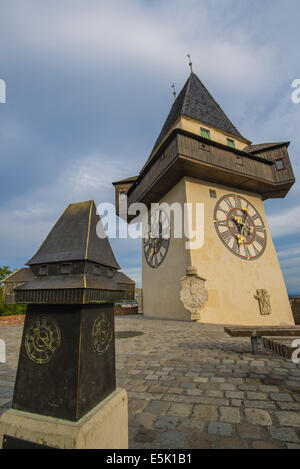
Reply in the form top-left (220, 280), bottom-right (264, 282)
top-left (268, 204), bottom-right (300, 238)
top-left (0, 152), bottom-right (136, 251)
top-left (278, 245), bottom-right (300, 260)
top-left (1, 0), bottom-right (300, 285)
top-left (1, 0), bottom-right (275, 91)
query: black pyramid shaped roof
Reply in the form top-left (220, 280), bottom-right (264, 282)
top-left (26, 200), bottom-right (120, 270)
top-left (150, 72), bottom-right (245, 157)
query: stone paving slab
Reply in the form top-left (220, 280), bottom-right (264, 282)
top-left (1, 316), bottom-right (300, 449)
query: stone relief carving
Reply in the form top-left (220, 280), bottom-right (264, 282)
top-left (254, 289), bottom-right (271, 315)
top-left (180, 267), bottom-right (208, 321)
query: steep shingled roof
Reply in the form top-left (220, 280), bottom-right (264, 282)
top-left (150, 72), bottom-right (245, 158)
top-left (26, 200), bottom-right (120, 269)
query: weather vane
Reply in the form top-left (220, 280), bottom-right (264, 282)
top-left (187, 54), bottom-right (193, 73)
top-left (171, 83), bottom-right (177, 101)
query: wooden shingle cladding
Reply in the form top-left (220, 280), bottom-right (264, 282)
top-left (253, 146), bottom-right (294, 184)
top-left (119, 130), bottom-right (294, 219)
top-left (149, 72), bottom-right (248, 159)
top-left (27, 201), bottom-right (120, 270)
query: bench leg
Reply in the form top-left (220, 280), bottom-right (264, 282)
top-left (251, 337), bottom-right (259, 355)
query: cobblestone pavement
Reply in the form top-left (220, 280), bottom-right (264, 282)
top-left (1, 316), bottom-right (300, 449)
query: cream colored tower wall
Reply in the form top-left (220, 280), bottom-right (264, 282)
top-left (180, 116), bottom-right (249, 150)
top-left (142, 179), bottom-right (190, 320)
top-left (185, 177), bottom-right (294, 326)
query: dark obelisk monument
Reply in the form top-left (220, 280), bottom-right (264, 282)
top-left (0, 200), bottom-right (130, 449)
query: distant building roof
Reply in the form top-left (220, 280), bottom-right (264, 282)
top-left (115, 271), bottom-right (135, 285)
top-left (3, 267), bottom-right (35, 284)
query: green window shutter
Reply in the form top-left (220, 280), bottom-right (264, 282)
top-left (200, 127), bottom-right (211, 139)
top-left (227, 138), bottom-right (236, 148)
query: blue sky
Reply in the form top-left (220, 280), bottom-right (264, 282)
top-left (0, 0), bottom-right (299, 293)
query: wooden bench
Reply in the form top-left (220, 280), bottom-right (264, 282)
top-left (224, 326), bottom-right (300, 355)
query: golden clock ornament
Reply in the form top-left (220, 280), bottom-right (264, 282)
top-left (214, 193), bottom-right (267, 260)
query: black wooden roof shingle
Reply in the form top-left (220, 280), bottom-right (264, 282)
top-left (26, 200), bottom-right (120, 269)
top-left (150, 72), bottom-right (246, 158)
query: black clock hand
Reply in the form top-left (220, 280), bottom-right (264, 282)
top-left (232, 216), bottom-right (242, 235)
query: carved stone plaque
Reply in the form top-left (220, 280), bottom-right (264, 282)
top-left (254, 289), bottom-right (271, 315)
top-left (180, 272), bottom-right (208, 321)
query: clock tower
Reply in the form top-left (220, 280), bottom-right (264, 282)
top-left (113, 72), bottom-right (295, 326)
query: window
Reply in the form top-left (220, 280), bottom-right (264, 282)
top-left (227, 138), bottom-right (236, 148)
top-left (209, 189), bottom-right (217, 199)
top-left (39, 265), bottom-right (48, 276)
top-left (60, 263), bottom-right (71, 275)
top-left (120, 192), bottom-right (126, 201)
top-left (275, 158), bottom-right (285, 171)
top-left (200, 127), bottom-right (211, 140)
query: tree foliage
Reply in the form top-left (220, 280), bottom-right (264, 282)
top-left (0, 265), bottom-right (26, 316)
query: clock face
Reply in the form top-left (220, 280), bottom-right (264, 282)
top-left (143, 209), bottom-right (171, 268)
top-left (214, 194), bottom-right (267, 260)
top-left (25, 316), bottom-right (61, 364)
top-left (91, 312), bottom-right (113, 355)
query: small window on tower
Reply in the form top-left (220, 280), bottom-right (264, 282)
top-left (60, 263), bottom-right (71, 275)
top-left (200, 127), bottom-right (211, 140)
top-left (39, 265), bottom-right (48, 276)
top-left (210, 189), bottom-right (217, 199)
top-left (275, 158), bottom-right (285, 171)
top-left (227, 138), bottom-right (236, 148)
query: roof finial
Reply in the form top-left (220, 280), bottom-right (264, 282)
top-left (171, 83), bottom-right (177, 101)
top-left (187, 54), bottom-right (193, 73)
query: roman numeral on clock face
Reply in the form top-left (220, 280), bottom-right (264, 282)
top-left (221, 230), bottom-right (231, 244)
top-left (255, 235), bottom-right (265, 247)
top-left (224, 198), bottom-right (234, 209)
top-left (253, 244), bottom-right (260, 256)
top-left (217, 220), bottom-right (227, 227)
top-left (214, 194), bottom-right (267, 260)
top-left (232, 239), bottom-right (240, 252)
top-left (244, 245), bottom-right (251, 258)
top-left (144, 210), bottom-right (171, 268)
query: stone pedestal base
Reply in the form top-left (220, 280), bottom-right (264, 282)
top-left (0, 388), bottom-right (128, 449)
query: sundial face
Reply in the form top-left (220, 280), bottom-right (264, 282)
top-left (144, 209), bottom-right (171, 268)
top-left (25, 316), bottom-right (61, 364)
top-left (214, 193), bottom-right (267, 260)
top-left (91, 312), bottom-right (113, 355)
